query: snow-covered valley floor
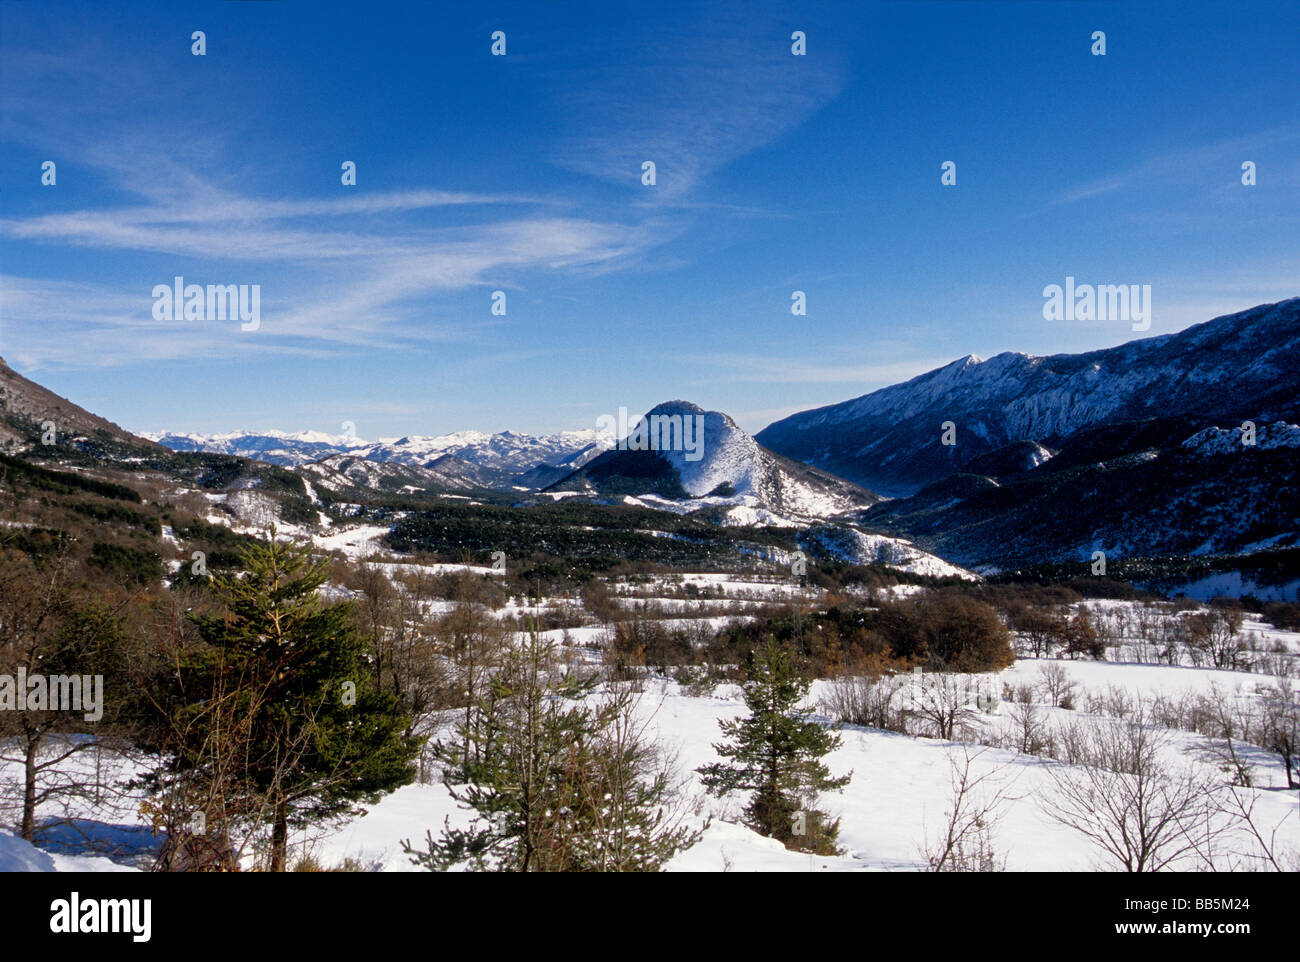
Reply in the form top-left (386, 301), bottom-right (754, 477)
top-left (3, 557), bottom-right (1298, 873)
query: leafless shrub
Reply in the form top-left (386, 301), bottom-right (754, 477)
top-left (1037, 663), bottom-right (1077, 709)
top-left (672, 664), bottom-right (718, 698)
top-left (1254, 647), bottom-right (1295, 681)
top-left (1147, 691), bottom-right (1193, 731)
top-left (906, 672), bottom-right (982, 741)
top-left (1004, 701), bottom-right (1054, 757)
top-left (922, 747), bottom-right (1017, 872)
top-left (822, 673), bottom-right (910, 734)
top-left (1096, 683), bottom-right (1135, 720)
top-left (1212, 785), bottom-right (1300, 872)
top-left (1039, 710), bottom-right (1216, 872)
top-left (1181, 608), bottom-right (1247, 670)
top-left (1196, 683), bottom-right (1259, 788)
top-left (1259, 676), bottom-right (1299, 790)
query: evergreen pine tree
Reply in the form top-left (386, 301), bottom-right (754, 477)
top-left (698, 639), bottom-right (850, 854)
top-left (153, 534), bottom-right (421, 871)
top-left (405, 626), bottom-right (699, 871)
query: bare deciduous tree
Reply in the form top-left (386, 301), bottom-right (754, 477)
top-left (1197, 683), bottom-right (1258, 788)
top-left (1185, 607), bottom-right (1246, 670)
top-left (0, 547), bottom-right (135, 842)
top-left (435, 603), bottom-right (511, 774)
top-left (355, 563), bottom-right (454, 742)
top-left (1259, 677), bottom-right (1299, 790)
top-left (1004, 700), bottom-right (1053, 757)
top-left (1211, 784), bottom-right (1300, 872)
top-left (821, 672), bottom-right (909, 733)
top-left (922, 746), bottom-right (1017, 872)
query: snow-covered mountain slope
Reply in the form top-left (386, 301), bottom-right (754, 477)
top-left (298, 454), bottom-right (492, 497)
top-left (1180, 420), bottom-right (1300, 456)
top-left (862, 421), bottom-right (1300, 570)
top-left (548, 400), bottom-right (881, 522)
top-left (799, 524), bottom-right (976, 580)
top-left (352, 429), bottom-right (609, 476)
top-left (757, 297), bottom-right (1300, 497)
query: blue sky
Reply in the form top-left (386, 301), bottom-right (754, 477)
top-left (1, 0), bottom-right (1297, 439)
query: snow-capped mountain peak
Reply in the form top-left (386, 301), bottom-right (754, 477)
top-left (551, 400), bottom-right (880, 521)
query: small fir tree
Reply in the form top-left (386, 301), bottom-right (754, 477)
top-left (698, 639), bottom-right (850, 854)
top-left (405, 626), bottom-right (700, 871)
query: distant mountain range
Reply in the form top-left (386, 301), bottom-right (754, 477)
top-left (144, 401), bottom-right (939, 569)
top-left (144, 429), bottom-right (365, 465)
top-left (147, 404), bottom-right (882, 527)
top-left (147, 428), bottom-right (611, 491)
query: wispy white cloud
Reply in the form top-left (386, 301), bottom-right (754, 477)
top-left (0, 135), bottom-right (670, 363)
top-left (2, 188), bottom-right (528, 237)
top-left (1048, 126), bottom-right (1300, 208)
top-left (0, 204), bottom-right (663, 364)
top-left (0, 182), bottom-right (555, 262)
top-left (547, 11), bottom-right (845, 198)
top-left (0, 274), bottom-right (307, 368)
top-left (268, 217), bottom-right (658, 344)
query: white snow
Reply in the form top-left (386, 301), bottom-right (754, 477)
top-left (7, 574), bottom-right (1298, 874)
top-left (313, 524), bottom-right (393, 560)
top-left (1181, 420), bottom-right (1300, 456)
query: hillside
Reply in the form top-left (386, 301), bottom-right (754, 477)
top-left (0, 356), bottom-right (164, 460)
top-left (757, 299), bottom-right (1300, 571)
top-left (757, 298), bottom-right (1300, 497)
top-left (549, 400), bottom-right (881, 523)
